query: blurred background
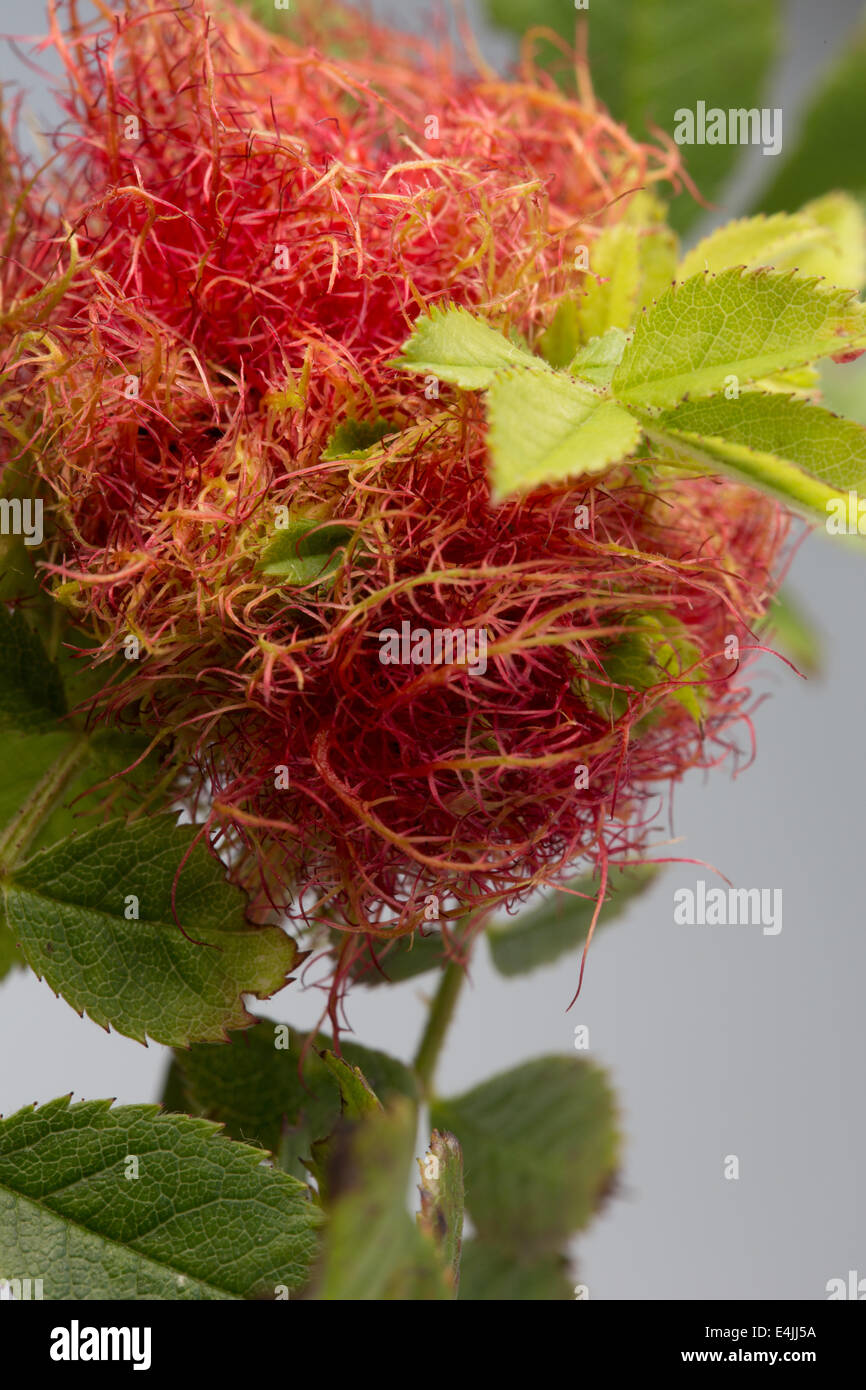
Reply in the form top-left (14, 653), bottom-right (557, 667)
top-left (1, 0), bottom-right (864, 1299)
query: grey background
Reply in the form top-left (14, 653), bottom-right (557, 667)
top-left (0, 0), bottom-right (863, 1299)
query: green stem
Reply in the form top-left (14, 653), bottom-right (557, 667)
top-left (413, 960), bottom-right (466, 1098)
top-left (0, 735), bottom-right (89, 875)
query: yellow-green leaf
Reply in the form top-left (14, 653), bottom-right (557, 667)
top-left (613, 269), bottom-right (866, 409)
top-left (486, 369), bottom-right (642, 499)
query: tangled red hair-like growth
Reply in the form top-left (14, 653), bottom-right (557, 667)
top-left (0, 1), bottom-right (790, 1007)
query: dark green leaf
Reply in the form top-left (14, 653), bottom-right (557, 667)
top-left (258, 518), bottom-right (354, 585)
top-left (0, 605), bottom-right (66, 731)
top-left (459, 1240), bottom-right (574, 1300)
top-left (2, 816), bottom-right (300, 1046)
top-left (758, 21), bottom-right (866, 213)
top-left (486, 0), bottom-right (780, 231)
top-left (349, 929), bottom-right (448, 987)
top-left (0, 1096), bottom-right (321, 1300)
top-left (314, 1099), bottom-right (449, 1301)
top-left (488, 864), bottom-right (658, 977)
top-left (176, 1017), bottom-right (416, 1177)
top-left (321, 416), bottom-right (393, 459)
top-left (431, 1056), bottom-right (619, 1254)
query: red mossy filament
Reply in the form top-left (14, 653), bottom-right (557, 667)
top-left (0, 1), bottom-right (791, 999)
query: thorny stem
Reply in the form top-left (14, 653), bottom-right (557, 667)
top-left (413, 959), bottom-right (466, 1099)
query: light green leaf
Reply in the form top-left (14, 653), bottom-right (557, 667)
top-left (431, 1056), bottom-right (619, 1253)
top-left (538, 298), bottom-right (581, 369)
top-left (321, 416), bottom-right (393, 460)
top-left (174, 1017), bottom-right (416, 1177)
top-left (758, 19), bottom-right (866, 214)
top-left (613, 269), bottom-right (866, 409)
top-left (0, 605), bottom-right (66, 731)
top-left (486, 369), bottom-right (642, 499)
top-left (393, 303), bottom-right (544, 389)
top-left (258, 518), bottom-right (353, 586)
top-left (488, 864), bottom-right (658, 978)
top-left (315, 1100), bottom-right (449, 1301)
top-left (652, 392), bottom-right (866, 517)
top-left (757, 365), bottom-right (821, 398)
top-left (459, 1240), bottom-right (574, 1301)
top-left (568, 327), bottom-right (628, 388)
top-left (803, 193), bottom-right (866, 290)
top-left (678, 196), bottom-right (866, 290)
top-left (1, 816), bottom-right (300, 1046)
top-left (0, 1096), bottom-right (321, 1300)
top-left (764, 588), bottom-right (822, 677)
top-left (578, 224), bottom-right (641, 341)
top-left (417, 1129), bottom-right (463, 1296)
top-left (577, 211), bottom-right (677, 343)
top-left (634, 216), bottom-right (680, 310)
top-left (486, 0), bottom-right (780, 233)
top-left (820, 352), bottom-right (866, 426)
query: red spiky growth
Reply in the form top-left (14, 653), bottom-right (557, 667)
top-left (1, 0), bottom-right (790, 1018)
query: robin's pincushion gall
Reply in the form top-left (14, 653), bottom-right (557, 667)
top-left (0, 1), bottom-right (789, 1005)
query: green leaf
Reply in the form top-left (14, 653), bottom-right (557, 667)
top-left (175, 1017), bottom-right (416, 1177)
top-left (431, 1056), bottom-right (619, 1253)
top-left (0, 728), bottom-right (154, 863)
top-left (678, 196), bottom-right (866, 291)
top-left (0, 605), bottom-right (66, 731)
top-left (0, 1096), bottom-right (320, 1300)
top-left (315, 1100), bottom-right (449, 1300)
top-left (488, 864), bottom-right (659, 978)
top-left (577, 214), bottom-right (677, 343)
top-left (613, 269), bottom-right (866, 409)
top-left (486, 0), bottom-right (780, 232)
top-left (764, 589), bottom-right (822, 677)
top-left (0, 917), bottom-right (23, 981)
top-left (568, 327), bottom-right (628, 388)
top-left (1, 816), bottom-right (300, 1046)
top-left (393, 303), bottom-right (544, 389)
top-left (820, 352), bottom-right (866, 426)
top-left (581, 612), bottom-right (705, 726)
top-left (158, 1057), bottom-right (190, 1116)
top-left (538, 299), bottom-right (581, 369)
top-left (417, 1129), bottom-right (463, 1296)
top-left (349, 928), bottom-right (448, 987)
top-left (758, 20), bottom-right (866, 214)
top-left (633, 210), bottom-right (680, 309)
top-left (486, 369), bottom-right (642, 499)
top-left (578, 224), bottom-right (641, 341)
top-left (321, 416), bottom-right (393, 460)
top-left (459, 1240), bottom-right (574, 1301)
top-left (652, 392), bottom-right (866, 516)
top-left (320, 1051), bottom-right (382, 1119)
top-left (258, 518), bottom-right (354, 586)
